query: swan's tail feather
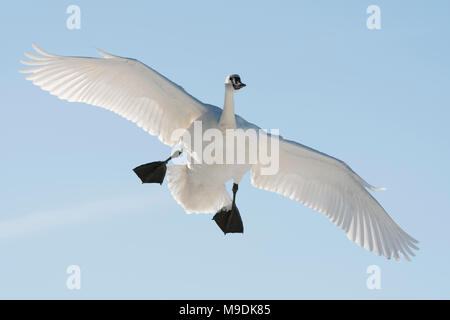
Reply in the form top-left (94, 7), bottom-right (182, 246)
top-left (166, 165), bottom-right (231, 214)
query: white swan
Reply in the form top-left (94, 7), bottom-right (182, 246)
top-left (20, 44), bottom-right (418, 261)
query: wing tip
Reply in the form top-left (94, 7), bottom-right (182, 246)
top-left (31, 43), bottom-right (55, 57)
top-left (367, 185), bottom-right (387, 191)
top-left (96, 48), bottom-right (118, 59)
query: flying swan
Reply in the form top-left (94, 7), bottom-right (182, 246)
top-left (20, 44), bottom-right (419, 261)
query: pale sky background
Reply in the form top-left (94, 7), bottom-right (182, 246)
top-left (1, 1), bottom-right (449, 299)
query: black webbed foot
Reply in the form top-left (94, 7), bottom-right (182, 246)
top-left (213, 203), bottom-right (244, 234)
top-left (133, 161), bottom-right (168, 184)
top-left (133, 151), bottom-right (181, 185)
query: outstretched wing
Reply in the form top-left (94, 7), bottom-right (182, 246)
top-left (20, 44), bottom-right (207, 146)
top-left (251, 137), bottom-right (419, 261)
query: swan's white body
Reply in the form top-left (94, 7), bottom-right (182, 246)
top-left (168, 103), bottom-right (255, 214)
top-left (20, 44), bottom-right (419, 261)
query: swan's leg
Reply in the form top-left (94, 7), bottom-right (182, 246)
top-left (213, 183), bottom-right (244, 234)
top-left (133, 151), bottom-right (182, 185)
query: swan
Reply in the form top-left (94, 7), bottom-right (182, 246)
top-left (20, 44), bottom-right (419, 261)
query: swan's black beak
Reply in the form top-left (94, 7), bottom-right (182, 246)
top-left (230, 74), bottom-right (246, 90)
top-left (233, 83), bottom-right (246, 90)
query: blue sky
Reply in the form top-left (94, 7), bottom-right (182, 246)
top-left (1, 1), bottom-right (449, 299)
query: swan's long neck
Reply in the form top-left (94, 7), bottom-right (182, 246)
top-left (219, 84), bottom-right (236, 128)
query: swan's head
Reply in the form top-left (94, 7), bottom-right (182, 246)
top-left (225, 74), bottom-right (246, 90)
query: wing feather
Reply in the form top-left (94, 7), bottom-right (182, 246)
top-left (251, 137), bottom-right (418, 261)
top-left (20, 44), bottom-right (207, 146)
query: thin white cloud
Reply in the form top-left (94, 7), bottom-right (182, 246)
top-left (0, 194), bottom-right (159, 239)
